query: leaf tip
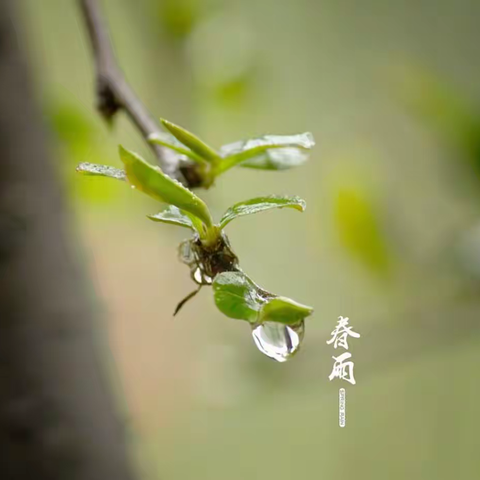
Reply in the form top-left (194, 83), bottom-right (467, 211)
top-left (118, 144), bottom-right (128, 157)
top-left (304, 132), bottom-right (316, 149)
top-left (260, 296), bottom-right (314, 325)
top-left (297, 197), bottom-right (307, 212)
top-left (118, 144), bottom-right (140, 168)
top-left (160, 118), bottom-right (174, 131)
top-left (75, 162), bottom-right (94, 176)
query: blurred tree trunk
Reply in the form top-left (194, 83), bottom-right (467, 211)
top-left (0, 1), bottom-right (137, 479)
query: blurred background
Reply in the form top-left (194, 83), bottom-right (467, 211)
top-left (18, 0), bottom-right (480, 478)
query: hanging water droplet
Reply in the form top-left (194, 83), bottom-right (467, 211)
top-left (178, 240), bottom-right (194, 264)
top-left (251, 321), bottom-right (305, 362)
top-left (193, 267), bottom-right (203, 284)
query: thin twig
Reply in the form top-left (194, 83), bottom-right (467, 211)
top-left (173, 285), bottom-right (202, 316)
top-left (78, 0), bottom-right (187, 181)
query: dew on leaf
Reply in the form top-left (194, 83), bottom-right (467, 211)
top-left (251, 320), bottom-right (305, 362)
top-left (218, 132), bottom-right (315, 171)
top-left (76, 162), bottom-right (127, 181)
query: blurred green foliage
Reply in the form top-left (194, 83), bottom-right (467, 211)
top-left (396, 65), bottom-right (480, 182)
top-left (333, 174), bottom-right (392, 277)
top-left (156, 0), bottom-right (203, 40)
top-left (187, 10), bottom-right (258, 110)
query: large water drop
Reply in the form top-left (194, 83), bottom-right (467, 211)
top-left (251, 321), bottom-right (305, 362)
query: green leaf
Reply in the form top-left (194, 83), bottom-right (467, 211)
top-left (161, 119), bottom-right (220, 163)
top-left (219, 195), bottom-right (306, 229)
top-left (148, 132), bottom-right (207, 165)
top-left (76, 162), bottom-right (127, 181)
top-left (259, 296), bottom-right (313, 325)
top-left (218, 132), bottom-right (315, 172)
top-left (147, 205), bottom-right (197, 230)
top-left (213, 271), bottom-right (314, 326)
top-left (213, 271), bottom-right (266, 322)
top-left (118, 145), bottom-right (213, 227)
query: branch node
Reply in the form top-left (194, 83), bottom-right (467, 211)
top-left (179, 163), bottom-right (206, 189)
top-left (97, 75), bottom-right (121, 123)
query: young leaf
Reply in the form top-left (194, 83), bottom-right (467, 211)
top-left (219, 195), bottom-right (306, 229)
top-left (213, 271), bottom-right (313, 326)
top-left (218, 132), bottom-right (315, 172)
top-left (213, 271), bottom-right (266, 322)
top-left (259, 296), bottom-right (313, 325)
top-left (119, 145), bottom-right (213, 227)
top-left (161, 119), bottom-right (220, 163)
top-left (76, 162), bottom-right (126, 181)
top-left (147, 206), bottom-right (197, 230)
top-left (148, 132), bottom-right (207, 165)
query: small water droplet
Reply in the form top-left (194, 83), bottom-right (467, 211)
top-left (193, 267), bottom-right (203, 284)
top-left (251, 321), bottom-right (305, 362)
top-left (130, 185), bottom-right (136, 190)
top-left (178, 240), bottom-right (194, 264)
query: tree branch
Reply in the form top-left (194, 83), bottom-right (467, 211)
top-left (78, 0), bottom-right (199, 184)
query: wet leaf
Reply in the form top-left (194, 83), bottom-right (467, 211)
top-left (259, 296), bottom-right (313, 325)
top-left (148, 132), bottom-right (207, 165)
top-left (218, 132), bottom-right (315, 172)
top-left (213, 271), bottom-right (266, 322)
top-left (119, 145), bottom-right (213, 227)
top-left (161, 119), bottom-right (220, 163)
top-left (76, 162), bottom-right (126, 181)
top-left (219, 195), bottom-right (306, 228)
top-left (147, 205), bottom-right (196, 230)
top-left (213, 271), bottom-right (312, 328)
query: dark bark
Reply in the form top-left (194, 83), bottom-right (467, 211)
top-left (0, 1), bottom-right (137, 479)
